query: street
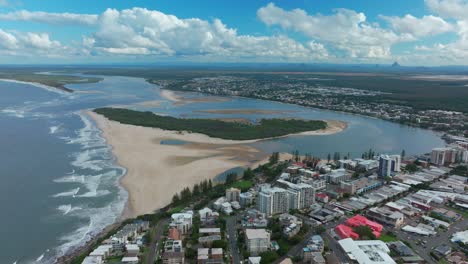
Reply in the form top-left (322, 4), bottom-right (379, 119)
top-left (227, 214), bottom-right (242, 264)
top-left (145, 218), bottom-right (170, 264)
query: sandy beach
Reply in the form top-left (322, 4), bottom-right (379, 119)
top-left (160, 89), bottom-right (231, 105)
top-left (87, 111), bottom-right (347, 218)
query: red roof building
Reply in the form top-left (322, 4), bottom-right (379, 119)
top-left (335, 224), bottom-right (359, 240)
top-left (345, 215), bottom-right (383, 233)
top-left (168, 227), bottom-right (181, 240)
top-left (335, 215), bottom-right (382, 239)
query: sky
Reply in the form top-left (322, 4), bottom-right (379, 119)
top-left (0, 0), bottom-right (468, 65)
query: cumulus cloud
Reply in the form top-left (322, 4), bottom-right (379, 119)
top-left (381, 14), bottom-right (454, 37)
top-left (85, 7), bottom-right (328, 61)
top-left (256, 3), bottom-right (415, 59)
top-left (0, 29), bottom-right (70, 57)
top-left (0, 10), bottom-right (98, 26)
top-left (425, 0), bottom-right (468, 20)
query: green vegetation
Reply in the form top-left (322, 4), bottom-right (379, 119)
top-left (94, 108), bottom-right (327, 140)
top-left (451, 165), bottom-right (468, 177)
top-left (230, 180), bottom-right (253, 192)
top-left (353, 225), bottom-right (376, 240)
top-left (379, 232), bottom-right (398, 242)
top-left (259, 251), bottom-right (280, 264)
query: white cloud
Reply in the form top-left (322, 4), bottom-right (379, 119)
top-left (425, 0), bottom-right (468, 20)
top-left (0, 10), bottom-right (98, 26)
top-left (0, 0), bottom-right (9, 7)
top-left (381, 14), bottom-right (454, 37)
top-left (85, 7), bottom-right (328, 61)
top-left (257, 3), bottom-right (414, 59)
top-left (0, 29), bottom-right (70, 58)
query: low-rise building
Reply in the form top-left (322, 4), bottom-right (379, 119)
top-left (338, 238), bottom-right (396, 264)
top-left (245, 229), bottom-right (270, 254)
top-left (367, 207), bottom-right (405, 228)
top-left (197, 248), bottom-right (223, 264)
top-left (170, 211), bottom-right (193, 234)
top-left (278, 213), bottom-right (303, 238)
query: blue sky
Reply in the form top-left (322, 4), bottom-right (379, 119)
top-left (0, 0), bottom-right (467, 65)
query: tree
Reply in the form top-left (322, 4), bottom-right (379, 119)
top-left (172, 193), bottom-right (180, 204)
top-left (406, 163), bottom-right (419, 173)
top-left (225, 173), bottom-right (237, 184)
top-left (260, 251), bottom-right (280, 264)
top-left (208, 179), bottom-right (213, 189)
top-left (315, 225), bottom-right (326, 234)
top-left (192, 183), bottom-right (200, 196)
top-left (269, 152), bottom-right (280, 164)
top-left (384, 176), bottom-right (392, 183)
top-left (243, 168), bottom-right (254, 180)
top-left (212, 240), bottom-right (228, 249)
top-left (353, 225), bottom-right (376, 240)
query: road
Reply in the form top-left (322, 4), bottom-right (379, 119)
top-left (145, 218), bottom-right (170, 264)
top-left (226, 214), bottom-right (242, 264)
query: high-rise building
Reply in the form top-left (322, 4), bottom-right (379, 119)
top-left (378, 155), bottom-right (401, 177)
top-left (431, 148), bottom-right (448, 166)
top-left (277, 179), bottom-right (315, 209)
top-left (257, 187), bottom-right (289, 216)
top-left (225, 187), bottom-right (241, 202)
top-left (431, 147), bottom-right (468, 166)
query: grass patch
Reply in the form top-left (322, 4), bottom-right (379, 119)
top-left (379, 233), bottom-right (398, 242)
top-left (229, 180), bottom-right (253, 192)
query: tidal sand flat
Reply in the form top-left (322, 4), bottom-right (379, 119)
top-left (160, 89), bottom-right (231, 105)
top-left (88, 111), bottom-right (263, 217)
top-left (88, 111), bottom-right (347, 217)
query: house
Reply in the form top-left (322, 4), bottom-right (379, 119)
top-left (125, 244), bottom-right (140, 254)
top-left (168, 227), bottom-right (181, 240)
top-left (162, 252), bottom-right (185, 264)
top-left (245, 229), bottom-right (271, 254)
top-left (82, 256), bottom-right (103, 264)
top-left (197, 248), bottom-right (223, 264)
top-left (433, 244), bottom-right (452, 259)
top-left (315, 193), bottom-right (329, 203)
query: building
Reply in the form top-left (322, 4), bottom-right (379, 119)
top-left (257, 186), bottom-right (289, 216)
top-left (340, 178), bottom-right (383, 195)
top-left (315, 193), bottom-right (329, 203)
top-left (345, 215), bottom-right (383, 234)
top-left (82, 256), bottom-right (103, 264)
top-left (367, 207), bottom-right (405, 228)
top-left (240, 192), bottom-right (255, 207)
top-left (199, 207), bottom-right (219, 224)
top-left (197, 248), bottom-right (223, 264)
top-left (279, 213), bottom-right (303, 238)
top-left (378, 154), bottom-right (401, 177)
top-left (170, 211), bottom-right (193, 234)
top-left (387, 241), bottom-right (424, 263)
top-left (226, 187), bottom-right (241, 202)
top-left (162, 252), bottom-right (185, 264)
top-left (431, 147), bottom-right (468, 166)
top-left (303, 251), bottom-right (326, 264)
top-left (245, 229), bottom-right (271, 254)
top-left (338, 238), bottom-right (396, 264)
top-left (277, 179), bottom-right (315, 209)
top-left (326, 168), bottom-right (350, 184)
